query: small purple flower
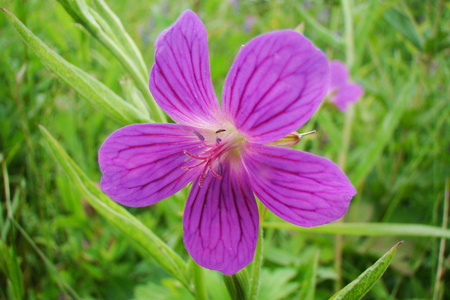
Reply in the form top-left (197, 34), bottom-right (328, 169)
top-left (328, 60), bottom-right (364, 111)
top-left (98, 11), bottom-right (356, 274)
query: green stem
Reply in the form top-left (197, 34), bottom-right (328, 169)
top-left (192, 262), bottom-right (208, 300)
top-left (223, 271), bottom-right (249, 300)
top-left (342, 0), bottom-right (355, 67)
top-left (433, 178), bottom-right (449, 299)
top-left (249, 203), bottom-right (265, 300)
top-left (295, 5), bottom-right (345, 49)
top-left (263, 222), bottom-right (450, 239)
top-left (335, 0), bottom-right (356, 290)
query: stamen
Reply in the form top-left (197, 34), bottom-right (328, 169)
top-left (184, 150), bottom-right (208, 160)
top-left (209, 166), bottom-right (223, 179)
top-left (215, 129), bottom-right (226, 133)
top-left (298, 130), bottom-right (316, 138)
top-left (192, 130), bottom-right (205, 141)
top-left (216, 137), bottom-right (222, 144)
top-left (182, 161), bottom-right (205, 170)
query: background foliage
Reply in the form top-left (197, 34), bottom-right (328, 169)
top-left (1, 0), bottom-right (448, 299)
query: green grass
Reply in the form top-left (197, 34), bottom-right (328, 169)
top-left (1, 0), bottom-right (449, 299)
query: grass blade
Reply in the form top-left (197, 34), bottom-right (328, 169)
top-left (263, 222), bottom-right (450, 239)
top-left (329, 242), bottom-right (402, 300)
top-left (298, 250), bottom-right (319, 300)
top-left (0, 241), bottom-right (25, 300)
top-left (383, 6), bottom-right (423, 51)
top-left (1, 7), bottom-right (148, 124)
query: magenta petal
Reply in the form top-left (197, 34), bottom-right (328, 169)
top-left (242, 144), bottom-right (356, 227)
top-left (149, 11), bottom-right (223, 127)
top-left (99, 123), bottom-right (202, 207)
top-left (183, 161), bottom-right (259, 274)
top-left (329, 60), bottom-right (350, 90)
top-left (331, 82), bottom-right (364, 111)
top-left (222, 30), bottom-right (329, 144)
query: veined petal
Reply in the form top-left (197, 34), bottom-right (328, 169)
top-left (330, 82), bottom-right (364, 111)
top-left (99, 123), bottom-right (203, 207)
top-left (222, 30), bottom-right (329, 144)
top-left (329, 60), bottom-right (349, 90)
top-left (149, 11), bottom-right (223, 127)
top-left (183, 160), bottom-right (259, 274)
top-left (242, 144), bottom-right (356, 227)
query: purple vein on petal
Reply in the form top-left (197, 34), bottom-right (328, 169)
top-left (183, 160), bottom-right (258, 275)
top-left (98, 123), bottom-right (204, 207)
top-left (242, 143), bottom-right (356, 227)
top-left (222, 30), bottom-right (329, 144)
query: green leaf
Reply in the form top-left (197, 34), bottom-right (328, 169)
top-left (56, 0), bottom-right (167, 123)
top-left (383, 7), bottom-right (423, 51)
top-left (295, 6), bottom-right (344, 48)
top-left (38, 125), bottom-right (191, 290)
top-left (263, 222), bottom-right (450, 239)
top-left (1, 7), bottom-right (148, 124)
top-left (0, 241), bottom-right (25, 300)
top-left (298, 251), bottom-right (319, 300)
top-left (9, 220), bottom-right (81, 299)
top-left (258, 269), bottom-right (300, 300)
top-left (329, 242), bottom-right (402, 300)
top-left (93, 0), bottom-right (148, 77)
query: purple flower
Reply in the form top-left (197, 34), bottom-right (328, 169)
top-left (98, 11), bottom-right (356, 275)
top-left (328, 60), bottom-right (364, 111)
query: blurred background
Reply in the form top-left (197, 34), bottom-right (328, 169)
top-left (0, 0), bottom-right (448, 299)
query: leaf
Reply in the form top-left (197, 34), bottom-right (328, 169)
top-left (298, 250), bottom-right (319, 300)
top-left (93, 0), bottom-right (148, 76)
top-left (258, 268), bottom-right (300, 300)
top-left (383, 7), bottom-right (423, 51)
top-left (38, 125), bottom-right (191, 290)
top-left (1, 7), bottom-right (148, 124)
top-left (56, 0), bottom-right (167, 123)
top-left (295, 6), bottom-right (344, 48)
top-left (263, 222), bottom-right (450, 239)
top-left (9, 221), bottom-right (81, 299)
top-left (329, 242), bottom-right (402, 300)
top-left (0, 241), bottom-right (25, 300)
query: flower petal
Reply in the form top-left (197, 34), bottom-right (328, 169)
top-left (222, 30), bottom-right (329, 144)
top-left (183, 161), bottom-right (259, 274)
top-left (99, 123), bottom-right (203, 207)
top-left (242, 144), bottom-right (356, 227)
top-left (149, 10), bottom-right (223, 127)
top-left (329, 60), bottom-right (350, 90)
top-left (330, 82), bottom-right (364, 111)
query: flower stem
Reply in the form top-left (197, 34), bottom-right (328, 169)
top-left (342, 0), bottom-right (355, 67)
top-left (192, 261), bottom-right (208, 300)
top-left (249, 203), bottom-right (265, 300)
top-left (334, 104), bottom-right (354, 291)
top-left (223, 271), bottom-right (249, 300)
top-left (433, 178), bottom-right (449, 300)
top-left (335, 0), bottom-right (356, 291)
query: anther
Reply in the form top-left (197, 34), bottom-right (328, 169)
top-left (209, 164), bottom-right (223, 179)
top-left (215, 129), bottom-right (226, 133)
top-left (192, 130), bottom-right (205, 141)
top-left (216, 137), bottom-right (222, 144)
top-left (217, 162), bottom-right (223, 176)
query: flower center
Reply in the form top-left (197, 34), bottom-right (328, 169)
top-left (183, 126), bottom-right (245, 186)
